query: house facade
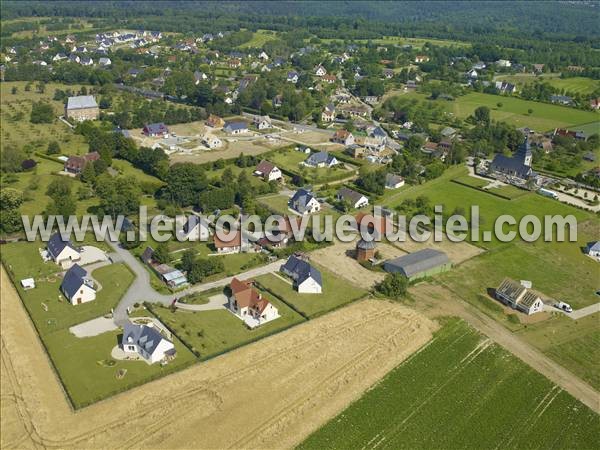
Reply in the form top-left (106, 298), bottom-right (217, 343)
top-left (65, 95), bottom-right (99, 121)
top-left (281, 255), bottom-right (323, 293)
top-left (61, 264), bottom-right (96, 305)
top-left (122, 322), bottom-right (176, 364)
top-left (337, 187), bottom-right (369, 209)
top-left (64, 151), bottom-right (100, 174)
top-left (254, 160), bottom-right (282, 181)
top-left (143, 122), bottom-right (169, 137)
top-left (304, 151), bottom-right (339, 168)
top-left (47, 233), bottom-right (81, 268)
top-left (290, 189), bottom-right (320, 214)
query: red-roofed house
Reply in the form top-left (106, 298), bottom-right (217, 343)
top-left (254, 160), bottom-right (282, 182)
top-left (64, 152), bottom-right (100, 174)
top-left (228, 278), bottom-right (279, 328)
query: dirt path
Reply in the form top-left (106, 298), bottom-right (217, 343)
top-left (410, 282), bottom-right (600, 414)
top-left (0, 266), bottom-right (437, 449)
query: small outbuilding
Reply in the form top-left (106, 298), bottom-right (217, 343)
top-left (356, 239), bottom-right (376, 262)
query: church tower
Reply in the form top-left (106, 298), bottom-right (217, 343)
top-left (516, 137), bottom-right (532, 167)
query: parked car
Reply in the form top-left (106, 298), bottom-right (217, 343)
top-left (555, 301), bottom-right (573, 313)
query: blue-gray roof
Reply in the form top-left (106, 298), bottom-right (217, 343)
top-left (123, 322), bottom-right (172, 355)
top-left (281, 255), bottom-right (322, 287)
top-left (47, 233), bottom-right (76, 259)
top-left (384, 249), bottom-right (450, 277)
top-left (144, 122), bottom-right (168, 134)
top-left (224, 121), bottom-right (247, 132)
top-left (66, 95), bottom-right (97, 110)
top-left (60, 264), bottom-right (88, 299)
top-left (306, 151), bottom-right (335, 165)
top-left (290, 188), bottom-right (315, 208)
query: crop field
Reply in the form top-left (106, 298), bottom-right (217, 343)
top-left (450, 92), bottom-right (599, 131)
top-left (255, 265), bottom-right (369, 318)
top-left (299, 318), bottom-right (600, 450)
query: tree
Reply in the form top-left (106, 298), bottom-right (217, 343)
top-left (0, 188), bottom-right (24, 233)
top-left (473, 106), bottom-right (490, 125)
top-left (80, 162), bottom-right (96, 183)
top-left (46, 195), bottom-right (76, 220)
top-left (376, 273), bottom-right (408, 299)
top-left (30, 101), bottom-right (54, 124)
top-left (47, 140), bottom-right (60, 155)
top-left (46, 178), bottom-right (72, 199)
top-left (0, 146), bottom-right (25, 173)
top-left (11, 86), bottom-right (17, 95)
top-left (152, 243), bottom-right (171, 264)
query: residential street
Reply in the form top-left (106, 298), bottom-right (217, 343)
top-left (107, 240), bottom-right (281, 324)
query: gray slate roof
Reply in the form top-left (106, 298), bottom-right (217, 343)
top-left (224, 121), bottom-right (248, 132)
top-left (290, 188), bottom-right (316, 209)
top-left (281, 255), bottom-right (323, 287)
top-left (60, 264), bottom-right (89, 299)
top-left (122, 322), bottom-right (172, 356)
top-left (305, 151), bottom-right (335, 166)
top-left (66, 95), bottom-right (98, 110)
top-left (47, 232), bottom-right (77, 259)
top-left (384, 248), bottom-right (450, 277)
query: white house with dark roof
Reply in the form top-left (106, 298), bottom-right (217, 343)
top-left (178, 215), bottom-right (210, 241)
top-left (223, 121), bottom-right (248, 134)
top-left (281, 255), bottom-right (323, 293)
top-left (290, 189), bottom-right (320, 214)
top-left (385, 173), bottom-right (405, 189)
top-left (303, 151), bottom-right (339, 168)
top-left (61, 264), bottom-right (96, 305)
top-left (315, 65), bottom-right (327, 76)
top-left (254, 160), bottom-right (282, 181)
top-left (337, 187), bottom-right (369, 209)
top-left (253, 115), bottom-right (272, 130)
top-left (585, 241), bottom-right (600, 259)
top-left (47, 233), bottom-right (81, 268)
top-left (122, 322), bottom-right (176, 364)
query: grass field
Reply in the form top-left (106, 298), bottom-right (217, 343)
top-left (495, 74), bottom-right (600, 95)
top-left (268, 148), bottom-right (356, 184)
top-left (255, 266), bottom-right (369, 317)
top-left (451, 92), bottom-right (599, 131)
top-left (238, 29), bottom-right (279, 48)
top-left (149, 290), bottom-right (306, 359)
top-left (299, 318), bottom-right (600, 449)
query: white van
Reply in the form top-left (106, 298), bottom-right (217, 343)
top-left (555, 301), bottom-right (573, 313)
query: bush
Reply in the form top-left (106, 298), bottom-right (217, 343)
top-left (30, 101), bottom-right (54, 124)
top-left (47, 140), bottom-right (60, 155)
top-left (376, 273), bottom-right (408, 299)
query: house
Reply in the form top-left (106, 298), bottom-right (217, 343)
top-left (322, 74), bottom-right (337, 84)
top-left (290, 189), bottom-right (320, 214)
top-left (194, 70), bottom-right (208, 84)
top-left (589, 98), bottom-right (600, 110)
top-left (122, 322), bottom-right (176, 364)
top-left (467, 69), bottom-right (478, 79)
top-left (79, 56), bottom-right (93, 66)
top-left (414, 55), bottom-right (429, 63)
top-left (489, 137), bottom-right (535, 181)
top-left (338, 104), bottom-right (369, 118)
top-left (550, 95), bottom-right (573, 106)
top-left (553, 128), bottom-right (587, 141)
top-left (53, 53), bottom-right (68, 61)
top-left (64, 151), bottom-right (100, 174)
top-left (202, 134), bottom-right (222, 149)
top-left (143, 122), bottom-right (169, 137)
top-left (258, 51), bottom-right (269, 60)
top-left (382, 68), bottom-right (395, 79)
top-left (272, 94), bottom-right (283, 108)
top-left (495, 59), bottom-right (511, 68)
top-left (178, 215), bottom-right (210, 241)
top-left (384, 248), bottom-right (451, 281)
top-left (585, 241), bottom-right (600, 258)
top-left (254, 160), bottom-right (282, 182)
top-left (98, 57), bottom-right (111, 67)
top-left (440, 127), bottom-right (457, 138)
top-left (280, 255), bottom-right (323, 293)
top-left (287, 71), bottom-right (299, 83)
top-left (346, 145), bottom-right (365, 159)
top-left (46, 234), bottom-right (81, 269)
top-left (206, 114), bottom-right (224, 128)
top-left (228, 278), bottom-right (279, 328)
top-left (385, 173), bottom-right (405, 189)
top-left (495, 278), bottom-right (544, 315)
top-left (214, 230), bottom-right (248, 253)
top-left (61, 264), bottom-right (96, 305)
top-left (253, 115), bottom-right (272, 130)
top-left (315, 65), bottom-right (327, 76)
top-left (223, 121), bottom-right (248, 134)
top-left (364, 137), bottom-right (385, 152)
top-left (321, 103), bottom-right (336, 122)
top-left (228, 58), bottom-right (241, 69)
top-left (304, 151), bottom-right (339, 168)
top-left (68, 54), bottom-right (80, 63)
top-left (65, 95), bottom-right (99, 121)
top-left (495, 81), bottom-right (517, 94)
top-left (337, 187), bottom-right (369, 209)
top-left (533, 63), bottom-right (545, 73)
top-left (332, 129), bottom-right (355, 146)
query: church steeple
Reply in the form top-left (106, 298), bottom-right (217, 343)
top-left (516, 136), bottom-right (532, 167)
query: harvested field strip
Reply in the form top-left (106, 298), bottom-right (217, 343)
top-left (299, 318), bottom-right (600, 449)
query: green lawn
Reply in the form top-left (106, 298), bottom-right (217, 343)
top-left (258, 193), bottom-right (292, 214)
top-left (299, 318), bottom-right (600, 450)
top-left (238, 29), bottom-right (279, 48)
top-left (255, 266), bottom-right (369, 318)
top-left (268, 148), bottom-right (356, 184)
top-left (43, 326), bottom-right (196, 409)
top-left (148, 290), bottom-right (306, 359)
top-left (495, 74), bottom-right (600, 95)
top-left (451, 92), bottom-right (599, 131)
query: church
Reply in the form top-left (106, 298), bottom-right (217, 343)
top-left (489, 137), bottom-right (536, 181)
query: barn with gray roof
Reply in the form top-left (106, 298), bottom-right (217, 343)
top-left (383, 248), bottom-right (451, 280)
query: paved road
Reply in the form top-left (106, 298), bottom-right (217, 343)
top-left (543, 302), bottom-right (600, 320)
top-left (107, 240), bottom-right (281, 325)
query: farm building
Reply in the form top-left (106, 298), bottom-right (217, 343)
top-left (65, 95), bottom-right (99, 121)
top-left (495, 278), bottom-right (544, 315)
top-left (384, 248), bottom-right (451, 281)
top-left (121, 322), bottom-right (176, 364)
top-left (228, 278), bottom-right (279, 328)
top-left (61, 264), bottom-right (96, 305)
top-left (281, 255), bottom-right (323, 294)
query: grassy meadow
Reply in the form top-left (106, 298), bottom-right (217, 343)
top-left (300, 319), bottom-right (600, 449)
